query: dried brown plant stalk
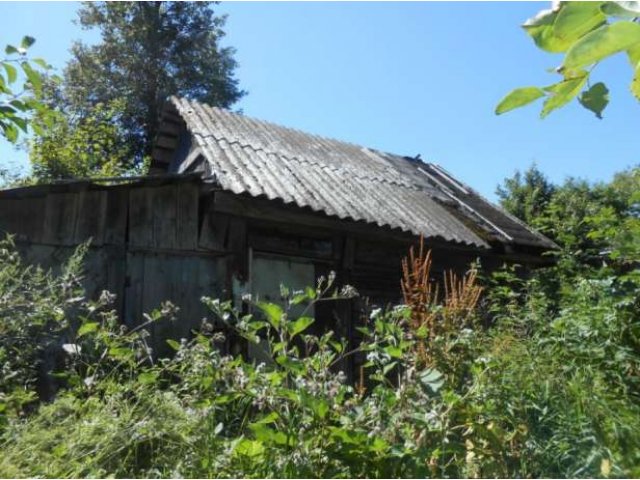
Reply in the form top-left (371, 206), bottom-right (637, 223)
top-left (401, 236), bottom-right (483, 367)
top-left (401, 236), bottom-right (438, 365)
top-left (443, 268), bottom-right (483, 328)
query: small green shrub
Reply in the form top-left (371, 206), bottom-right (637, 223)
top-left (0, 237), bottom-right (639, 478)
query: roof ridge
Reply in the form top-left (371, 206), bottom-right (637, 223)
top-left (172, 96), bottom-right (413, 169)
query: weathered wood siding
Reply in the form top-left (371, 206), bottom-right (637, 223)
top-left (0, 177), bottom-right (537, 368)
top-left (0, 179), bottom-right (230, 354)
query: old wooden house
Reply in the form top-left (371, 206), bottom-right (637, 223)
top-left (0, 96), bottom-right (555, 360)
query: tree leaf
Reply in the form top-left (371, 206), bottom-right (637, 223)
top-left (553, 2), bottom-right (606, 43)
top-left (302, 395), bottom-right (330, 419)
top-left (563, 21), bottom-right (640, 70)
top-left (419, 368), bottom-right (445, 393)
top-left (522, 8), bottom-right (572, 53)
top-left (578, 82), bottom-right (610, 118)
top-left (495, 87), bottom-right (545, 115)
top-left (32, 122), bottom-right (44, 137)
top-left (384, 345), bottom-right (403, 359)
top-left (234, 439), bottom-right (265, 458)
top-left (10, 100), bottom-right (27, 112)
top-left (137, 371), bottom-right (158, 384)
top-left (253, 411), bottom-right (280, 424)
top-left (11, 116), bottom-right (27, 133)
top-left (305, 285), bottom-right (317, 300)
top-left (166, 339), bottom-right (181, 351)
top-left (32, 58), bottom-right (49, 69)
top-left (257, 302), bottom-right (283, 329)
top-left (20, 36), bottom-right (35, 50)
top-left (3, 64), bottom-right (17, 84)
top-left (287, 316), bottom-right (314, 338)
top-left (109, 346), bottom-right (132, 359)
top-left (541, 73), bottom-right (588, 118)
top-left (21, 61), bottom-right (42, 92)
top-left (77, 321), bottom-right (99, 337)
top-left (602, 1), bottom-right (640, 18)
top-left (249, 423), bottom-right (288, 446)
top-left (4, 124), bottom-right (18, 143)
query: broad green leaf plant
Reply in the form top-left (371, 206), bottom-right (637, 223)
top-left (496, 1), bottom-right (640, 118)
top-left (0, 37), bottom-right (54, 143)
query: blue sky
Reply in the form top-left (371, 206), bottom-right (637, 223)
top-left (1, 1), bottom-right (638, 200)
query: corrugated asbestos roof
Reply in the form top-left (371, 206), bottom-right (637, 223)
top-left (162, 96), bottom-right (556, 250)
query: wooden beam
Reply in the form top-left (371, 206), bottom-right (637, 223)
top-left (214, 191), bottom-right (475, 252)
top-left (155, 134), bottom-right (179, 150)
top-left (211, 191), bottom-right (553, 267)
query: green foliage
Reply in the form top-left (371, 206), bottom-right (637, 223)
top-left (473, 274), bottom-right (640, 477)
top-left (57, 1), bottom-right (245, 168)
top-left (495, 86), bottom-right (545, 115)
top-left (29, 100), bottom-right (140, 180)
top-left (498, 164), bottom-right (640, 268)
top-left (0, 229), bottom-right (638, 477)
top-left (0, 237), bottom-right (88, 419)
top-left (0, 36), bottom-right (55, 144)
top-left (496, 163), bottom-right (556, 226)
top-left (496, 1), bottom-right (640, 118)
top-left (579, 81), bottom-right (610, 118)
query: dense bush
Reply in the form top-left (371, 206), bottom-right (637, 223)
top-left (0, 232), bottom-right (639, 477)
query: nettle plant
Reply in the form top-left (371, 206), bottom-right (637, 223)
top-left (179, 272), bottom-right (480, 478)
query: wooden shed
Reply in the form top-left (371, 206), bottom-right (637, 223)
top-left (0, 97), bottom-right (555, 363)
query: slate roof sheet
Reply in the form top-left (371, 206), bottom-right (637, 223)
top-left (165, 96), bottom-right (555, 250)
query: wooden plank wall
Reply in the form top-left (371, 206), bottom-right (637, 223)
top-left (128, 183), bottom-right (198, 250)
top-left (124, 252), bottom-right (225, 356)
top-left (0, 181), bottom-right (232, 355)
top-left (0, 181), bottom-right (512, 366)
top-left (0, 186), bottom-right (130, 316)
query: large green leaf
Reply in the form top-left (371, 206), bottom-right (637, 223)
top-left (77, 321), bottom-right (99, 337)
top-left (137, 371), bottom-right (158, 385)
top-left (21, 61), bottom-right (42, 92)
top-left (234, 439), bottom-right (265, 458)
top-left (541, 73), bottom-right (589, 118)
top-left (578, 82), bottom-right (610, 118)
top-left (523, 8), bottom-right (572, 53)
top-left (3, 123), bottom-right (18, 143)
top-left (563, 21), bottom-right (640, 70)
top-left (287, 316), bottom-right (314, 338)
top-left (249, 423), bottom-right (288, 446)
top-left (257, 302), bottom-right (283, 329)
top-left (11, 116), bottom-right (27, 133)
top-left (20, 36), bottom-right (35, 50)
top-left (419, 368), bottom-right (444, 393)
top-left (602, 1), bottom-right (640, 18)
top-left (495, 87), bottom-right (545, 115)
top-left (32, 58), bottom-right (49, 69)
top-left (3, 64), bottom-right (17, 84)
top-left (554, 2), bottom-right (606, 43)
